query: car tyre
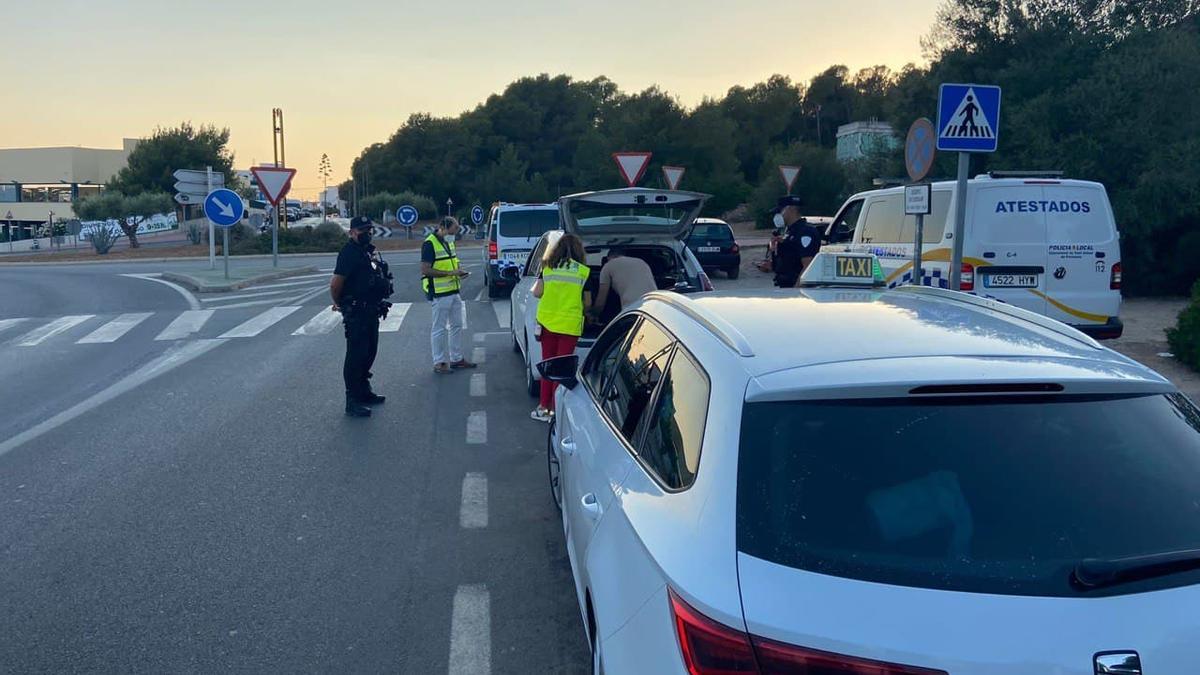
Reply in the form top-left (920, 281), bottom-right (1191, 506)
top-left (725, 265), bottom-right (740, 279)
top-left (547, 419), bottom-right (562, 511)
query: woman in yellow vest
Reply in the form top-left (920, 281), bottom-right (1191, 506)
top-left (531, 233), bottom-right (591, 422)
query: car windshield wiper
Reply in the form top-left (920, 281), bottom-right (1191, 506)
top-left (1071, 549), bottom-right (1200, 590)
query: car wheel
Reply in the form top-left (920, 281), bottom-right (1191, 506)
top-left (526, 339), bottom-right (540, 398)
top-left (726, 265), bottom-right (740, 279)
top-left (547, 419), bottom-right (562, 511)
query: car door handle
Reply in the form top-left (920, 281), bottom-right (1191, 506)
top-left (558, 413), bottom-right (575, 455)
top-left (560, 437), bottom-right (576, 456)
top-left (581, 493), bottom-right (602, 520)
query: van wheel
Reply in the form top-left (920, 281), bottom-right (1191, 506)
top-left (725, 265), bottom-right (740, 279)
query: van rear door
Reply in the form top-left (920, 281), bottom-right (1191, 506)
top-left (1041, 183), bottom-right (1121, 331)
top-left (970, 183), bottom-right (1049, 315)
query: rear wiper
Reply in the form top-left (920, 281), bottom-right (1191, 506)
top-left (1071, 549), bottom-right (1200, 590)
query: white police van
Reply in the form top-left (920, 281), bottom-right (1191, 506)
top-left (823, 172), bottom-right (1123, 338)
top-left (483, 202), bottom-right (561, 298)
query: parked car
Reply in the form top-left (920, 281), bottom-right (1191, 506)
top-left (483, 202), bottom-right (561, 298)
top-left (685, 218), bottom-right (740, 278)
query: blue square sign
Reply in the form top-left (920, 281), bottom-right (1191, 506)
top-left (937, 83), bottom-right (1002, 152)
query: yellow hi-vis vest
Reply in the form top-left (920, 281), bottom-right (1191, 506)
top-left (537, 260), bottom-right (590, 336)
top-left (422, 234), bottom-right (460, 297)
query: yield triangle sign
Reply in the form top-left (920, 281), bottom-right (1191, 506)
top-left (779, 165), bottom-right (801, 192)
top-left (612, 152), bottom-right (652, 187)
top-left (939, 87), bottom-right (995, 140)
top-left (251, 166), bottom-right (297, 205)
top-left (662, 165), bottom-right (685, 190)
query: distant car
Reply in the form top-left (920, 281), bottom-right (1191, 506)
top-left (685, 218), bottom-right (740, 279)
top-left (483, 202), bottom-right (561, 298)
top-left (544, 250), bottom-right (1200, 674)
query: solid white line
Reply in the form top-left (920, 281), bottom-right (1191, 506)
top-left (120, 273), bottom-right (201, 311)
top-left (243, 278), bottom-right (326, 291)
top-left (448, 584), bottom-right (491, 675)
top-left (318, 267), bottom-right (333, 272)
top-left (459, 473), bottom-right (488, 529)
top-left (286, 284), bottom-right (331, 306)
top-left (207, 297), bottom-right (295, 311)
top-left (379, 303), bottom-right (410, 332)
top-left (15, 315), bottom-right (93, 346)
top-left (472, 347), bottom-right (486, 365)
top-left (155, 310), bottom-right (214, 340)
top-left (292, 307), bottom-right (342, 335)
top-left (76, 312), bottom-right (153, 344)
top-left (466, 411), bottom-right (487, 445)
top-left (0, 339), bottom-right (225, 457)
top-left (0, 318), bottom-right (28, 334)
top-left (199, 289), bottom-right (297, 303)
top-left (461, 301), bottom-right (468, 330)
top-left (492, 299), bottom-right (510, 329)
top-left (218, 306), bottom-right (301, 338)
top-left (470, 373), bottom-right (486, 397)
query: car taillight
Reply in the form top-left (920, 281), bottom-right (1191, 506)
top-left (670, 590), bottom-right (946, 675)
top-left (700, 273), bottom-right (714, 292)
top-left (670, 589), bottom-right (758, 675)
top-left (1110, 261), bottom-right (1122, 290)
top-left (730, 244), bottom-right (740, 254)
top-left (960, 263), bottom-right (974, 291)
top-left (488, 241), bottom-right (498, 260)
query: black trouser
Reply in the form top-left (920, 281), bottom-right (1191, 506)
top-left (343, 312), bottom-right (380, 399)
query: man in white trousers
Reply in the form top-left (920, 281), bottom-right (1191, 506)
top-left (421, 216), bottom-right (477, 374)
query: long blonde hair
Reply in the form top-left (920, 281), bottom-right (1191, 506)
top-left (545, 233), bottom-right (586, 269)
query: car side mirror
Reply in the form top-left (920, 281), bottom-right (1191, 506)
top-left (537, 354), bottom-right (579, 390)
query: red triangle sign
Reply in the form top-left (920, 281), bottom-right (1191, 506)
top-left (662, 166), bottom-right (685, 190)
top-left (251, 166), bottom-right (298, 205)
top-left (612, 152), bottom-right (652, 187)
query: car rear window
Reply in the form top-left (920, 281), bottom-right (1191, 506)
top-left (689, 225), bottom-right (733, 242)
top-left (497, 209), bottom-right (558, 239)
top-left (736, 393), bottom-right (1200, 597)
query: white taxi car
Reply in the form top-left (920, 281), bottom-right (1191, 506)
top-left (541, 251), bottom-right (1200, 674)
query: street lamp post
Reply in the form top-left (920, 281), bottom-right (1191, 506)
top-left (319, 154), bottom-right (332, 225)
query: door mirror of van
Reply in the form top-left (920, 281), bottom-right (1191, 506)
top-left (537, 355), bottom-right (579, 389)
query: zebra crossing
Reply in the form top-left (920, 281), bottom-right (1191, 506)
top-left (0, 303), bottom-right (416, 348)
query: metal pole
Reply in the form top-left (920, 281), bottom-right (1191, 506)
top-left (913, 212), bottom-right (924, 286)
top-left (207, 166), bottom-right (216, 270)
top-left (949, 152), bottom-right (970, 290)
top-left (8, 217), bottom-right (12, 253)
top-left (223, 227), bottom-right (230, 279)
top-left (272, 201), bottom-right (279, 268)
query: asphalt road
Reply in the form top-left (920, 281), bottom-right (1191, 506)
top-left (0, 250), bottom-right (591, 673)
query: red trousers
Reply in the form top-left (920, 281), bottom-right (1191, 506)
top-left (539, 327), bottom-right (579, 411)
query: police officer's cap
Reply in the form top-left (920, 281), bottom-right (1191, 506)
top-left (350, 216), bottom-right (374, 230)
top-left (774, 195), bottom-right (805, 211)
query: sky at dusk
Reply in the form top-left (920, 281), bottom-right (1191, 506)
top-left (2, 0), bottom-right (939, 198)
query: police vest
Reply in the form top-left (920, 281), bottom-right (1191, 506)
top-left (422, 234), bottom-right (460, 297)
top-left (537, 260), bottom-right (590, 336)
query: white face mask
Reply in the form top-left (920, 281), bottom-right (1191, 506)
top-left (444, 234), bottom-right (456, 243)
top-left (772, 213), bottom-right (786, 228)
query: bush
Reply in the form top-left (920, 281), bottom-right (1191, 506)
top-left (1167, 280), bottom-right (1200, 371)
top-left (357, 191), bottom-right (439, 221)
top-left (230, 222), bottom-right (347, 255)
top-left (89, 226), bottom-right (122, 254)
top-left (186, 221), bottom-right (205, 245)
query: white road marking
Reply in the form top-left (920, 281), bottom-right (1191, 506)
top-left (0, 318), bottom-right (28, 334)
top-left (218, 306), bottom-right (301, 338)
top-left (448, 584), bottom-right (491, 675)
top-left (0, 339), bottom-right (225, 458)
top-left (474, 287), bottom-right (486, 302)
top-left (200, 289), bottom-right (298, 303)
top-left (466, 411), bottom-right (487, 444)
top-left (472, 347), bottom-right (486, 365)
top-left (292, 308), bottom-right (342, 335)
top-left (252, 277), bottom-right (327, 288)
top-left (318, 267), bottom-right (333, 272)
top-left (15, 315), bottom-right (94, 346)
top-left (461, 301), bottom-right (468, 330)
top-left (286, 285), bottom-right (331, 306)
top-left (473, 333), bottom-right (485, 344)
top-left (76, 312), bottom-right (153, 344)
top-left (470, 373), bottom-right (486, 397)
top-left (205, 297), bottom-right (297, 311)
top-left (492, 299), bottom-right (510, 328)
top-left (120, 273), bottom-right (200, 311)
top-left (459, 473), bottom-right (488, 529)
top-left (155, 310), bottom-right (214, 340)
top-left (379, 303), bottom-right (410, 332)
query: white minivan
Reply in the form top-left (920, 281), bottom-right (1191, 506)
top-left (823, 172), bottom-right (1124, 338)
top-left (482, 202), bottom-right (561, 298)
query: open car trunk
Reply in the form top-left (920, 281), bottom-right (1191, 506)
top-left (582, 244), bottom-right (691, 340)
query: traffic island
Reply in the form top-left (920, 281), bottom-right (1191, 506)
top-left (160, 265), bottom-right (319, 293)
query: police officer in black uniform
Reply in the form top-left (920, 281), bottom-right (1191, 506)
top-left (330, 216), bottom-right (394, 417)
top-left (771, 196), bottom-right (822, 288)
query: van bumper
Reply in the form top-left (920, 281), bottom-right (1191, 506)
top-left (1072, 317), bottom-right (1124, 340)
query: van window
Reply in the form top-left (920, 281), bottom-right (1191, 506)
top-left (1043, 185), bottom-right (1115, 244)
top-left (498, 209), bottom-right (559, 239)
top-left (860, 195), bottom-right (905, 244)
top-left (829, 199), bottom-right (864, 243)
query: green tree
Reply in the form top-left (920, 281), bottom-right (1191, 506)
top-left (110, 123), bottom-right (235, 196)
top-left (75, 191), bottom-right (173, 249)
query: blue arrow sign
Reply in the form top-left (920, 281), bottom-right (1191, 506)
top-left (936, 84), bottom-right (1002, 153)
top-left (397, 205), bottom-right (419, 226)
top-left (471, 205), bottom-right (484, 226)
top-left (204, 188), bottom-right (245, 228)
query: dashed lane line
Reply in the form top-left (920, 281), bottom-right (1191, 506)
top-left (448, 585), bottom-right (491, 675)
top-left (459, 473), bottom-right (488, 529)
top-left (466, 411), bottom-right (487, 445)
top-left (469, 373), bottom-right (486, 397)
top-left (472, 347), bottom-right (486, 365)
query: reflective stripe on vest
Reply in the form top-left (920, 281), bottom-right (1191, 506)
top-left (423, 234), bottom-right (460, 296)
top-left (537, 261), bottom-right (590, 336)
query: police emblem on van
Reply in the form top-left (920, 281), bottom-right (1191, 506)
top-left (1094, 651), bottom-right (1141, 674)
top-left (1054, 267), bottom-right (1067, 280)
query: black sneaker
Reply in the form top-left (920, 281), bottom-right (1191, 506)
top-left (345, 394), bottom-right (372, 417)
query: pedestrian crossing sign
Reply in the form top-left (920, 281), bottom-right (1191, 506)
top-left (936, 83), bottom-right (1002, 152)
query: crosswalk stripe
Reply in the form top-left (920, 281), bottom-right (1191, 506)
top-left (0, 318), bottom-right (28, 335)
top-left (15, 315), bottom-right (94, 346)
top-left (76, 313), bottom-right (153, 344)
top-left (292, 308), bottom-right (342, 335)
top-left (218, 306), bottom-right (301, 338)
top-left (379, 303), bottom-right (411, 332)
top-left (155, 310), bottom-right (214, 340)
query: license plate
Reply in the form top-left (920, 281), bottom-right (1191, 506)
top-left (697, 246), bottom-right (720, 252)
top-left (984, 274), bottom-right (1038, 288)
top-left (504, 252), bottom-right (528, 263)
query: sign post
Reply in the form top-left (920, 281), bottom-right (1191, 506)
top-left (204, 188), bottom-right (246, 280)
top-left (174, 168), bottom-right (226, 268)
top-left (612, 152), bottom-right (652, 188)
top-left (904, 118), bottom-right (937, 285)
top-left (206, 167), bottom-right (215, 269)
top-left (6, 210), bottom-right (13, 253)
top-left (251, 166), bottom-right (297, 268)
top-left (937, 83), bottom-right (1001, 290)
top-left (779, 165), bottom-right (801, 194)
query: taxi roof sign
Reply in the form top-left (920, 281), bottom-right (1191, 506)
top-left (798, 252), bottom-right (885, 287)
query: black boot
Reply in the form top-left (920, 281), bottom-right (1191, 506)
top-left (345, 392), bottom-right (372, 417)
top-left (359, 391), bottom-right (386, 405)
